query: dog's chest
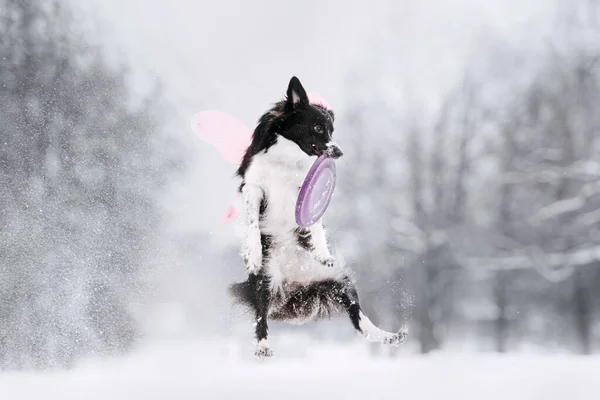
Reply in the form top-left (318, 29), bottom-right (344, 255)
top-left (247, 152), bottom-right (312, 234)
top-left (262, 166), bottom-right (305, 232)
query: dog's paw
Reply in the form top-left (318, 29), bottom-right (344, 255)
top-left (243, 251), bottom-right (262, 275)
top-left (385, 326), bottom-right (408, 347)
top-left (254, 340), bottom-right (273, 359)
top-left (316, 256), bottom-right (335, 268)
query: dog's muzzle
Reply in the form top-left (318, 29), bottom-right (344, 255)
top-left (325, 142), bottom-right (343, 159)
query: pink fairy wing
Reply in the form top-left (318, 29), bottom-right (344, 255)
top-left (190, 110), bottom-right (252, 165)
top-left (221, 192), bottom-right (240, 224)
top-left (190, 92), bottom-right (331, 225)
top-left (190, 111), bottom-right (250, 224)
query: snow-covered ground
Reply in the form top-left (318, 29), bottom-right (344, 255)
top-left (2, 337), bottom-right (598, 400)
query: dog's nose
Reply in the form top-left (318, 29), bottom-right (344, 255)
top-left (326, 143), bottom-right (343, 159)
top-left (331, 146), bottom-right (343, 159)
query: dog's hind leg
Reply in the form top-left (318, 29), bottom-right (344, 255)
top-left (247, 271), bottom-right (273, 358)
top-left (228, 272), bottom-right (274, 358)
top-left (336, 278), bottom-right (408, 346)
top-left (353, 308), bottom-right (408, 345)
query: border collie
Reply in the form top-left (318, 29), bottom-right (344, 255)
top-left (229, 76), bottom-right (407, 358)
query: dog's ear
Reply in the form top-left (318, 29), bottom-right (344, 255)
top-left (285, 76), bottom-right (309, 113)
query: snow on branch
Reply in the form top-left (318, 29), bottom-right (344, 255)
top-left (502, 161), bottom-right (600, 186)
top-left (536, 180), bottom-right (600, 220)
top-left (537, 196), bottom-right (586, 220)
top-left (575, 208), bottom-right (600, 226)
top-left (455, 245), bottom-right (600, 283)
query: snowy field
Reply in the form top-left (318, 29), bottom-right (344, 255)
top-left (2, 338), bottom-right (599, 400)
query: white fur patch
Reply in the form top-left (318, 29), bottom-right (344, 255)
top-left (310, 222), bottom-right (333, 262)
top-left (241, 184), bottom-right (263, 274)
top-left (244, 137), bottom-right (315, 237)
top-left (267, 242), bottom-right (346, 289)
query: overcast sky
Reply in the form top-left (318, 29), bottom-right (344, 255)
top-left (72, 0), bottom-right (555, 244)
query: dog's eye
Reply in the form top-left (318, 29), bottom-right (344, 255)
top-left (314, 125), bottom-right (323, 134)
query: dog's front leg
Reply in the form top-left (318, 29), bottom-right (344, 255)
top-left (310, 222), bottom-right (335, 267)
top-left (242, 184), bottom-right (264, 275)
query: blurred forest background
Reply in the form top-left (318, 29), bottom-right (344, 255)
top-left (2, 0), bottom-right (600, 371)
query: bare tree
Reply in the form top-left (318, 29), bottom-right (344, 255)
top-left (0, 1), bottom-right (182, 369)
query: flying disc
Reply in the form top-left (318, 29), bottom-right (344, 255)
top-left (295, 154), bottom-right (336, 227)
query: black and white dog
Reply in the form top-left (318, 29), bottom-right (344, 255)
top-left (229, 76), bottom-right (407, 358)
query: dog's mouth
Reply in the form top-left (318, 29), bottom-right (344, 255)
top-left (310, 144), bottom-right (322, 156)
top-left (310, 144), bottom-right (344, 159)
top-left (309, 144), bottom-right (343, 159)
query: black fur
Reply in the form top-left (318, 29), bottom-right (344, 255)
top-left (229, 275), bottom-right (362, 327)
top-left (260, 233), bottom-right (273, 262)
top-left (252, 271), bottom-right (271, 341)
top-left (259, 197), bottom-right (268, 222)
top-left (294, 227), bottom-right (313, 251)
top-left (228, 273), bottom-right (272, 341)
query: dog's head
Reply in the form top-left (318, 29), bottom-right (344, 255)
top-left (270, 77), bottom-right (343, 159)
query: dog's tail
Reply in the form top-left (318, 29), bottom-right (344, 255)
top-left (228, 279), bottom-right (254, 308)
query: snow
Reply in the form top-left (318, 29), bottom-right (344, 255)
top-left (1, 338), bottom-right (598, 400)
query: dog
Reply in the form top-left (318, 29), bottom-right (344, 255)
top-left (229, 76), bottom-right (407, 358)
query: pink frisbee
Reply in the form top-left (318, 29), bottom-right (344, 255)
top-left (295, 154), bottom-right (336, 227)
